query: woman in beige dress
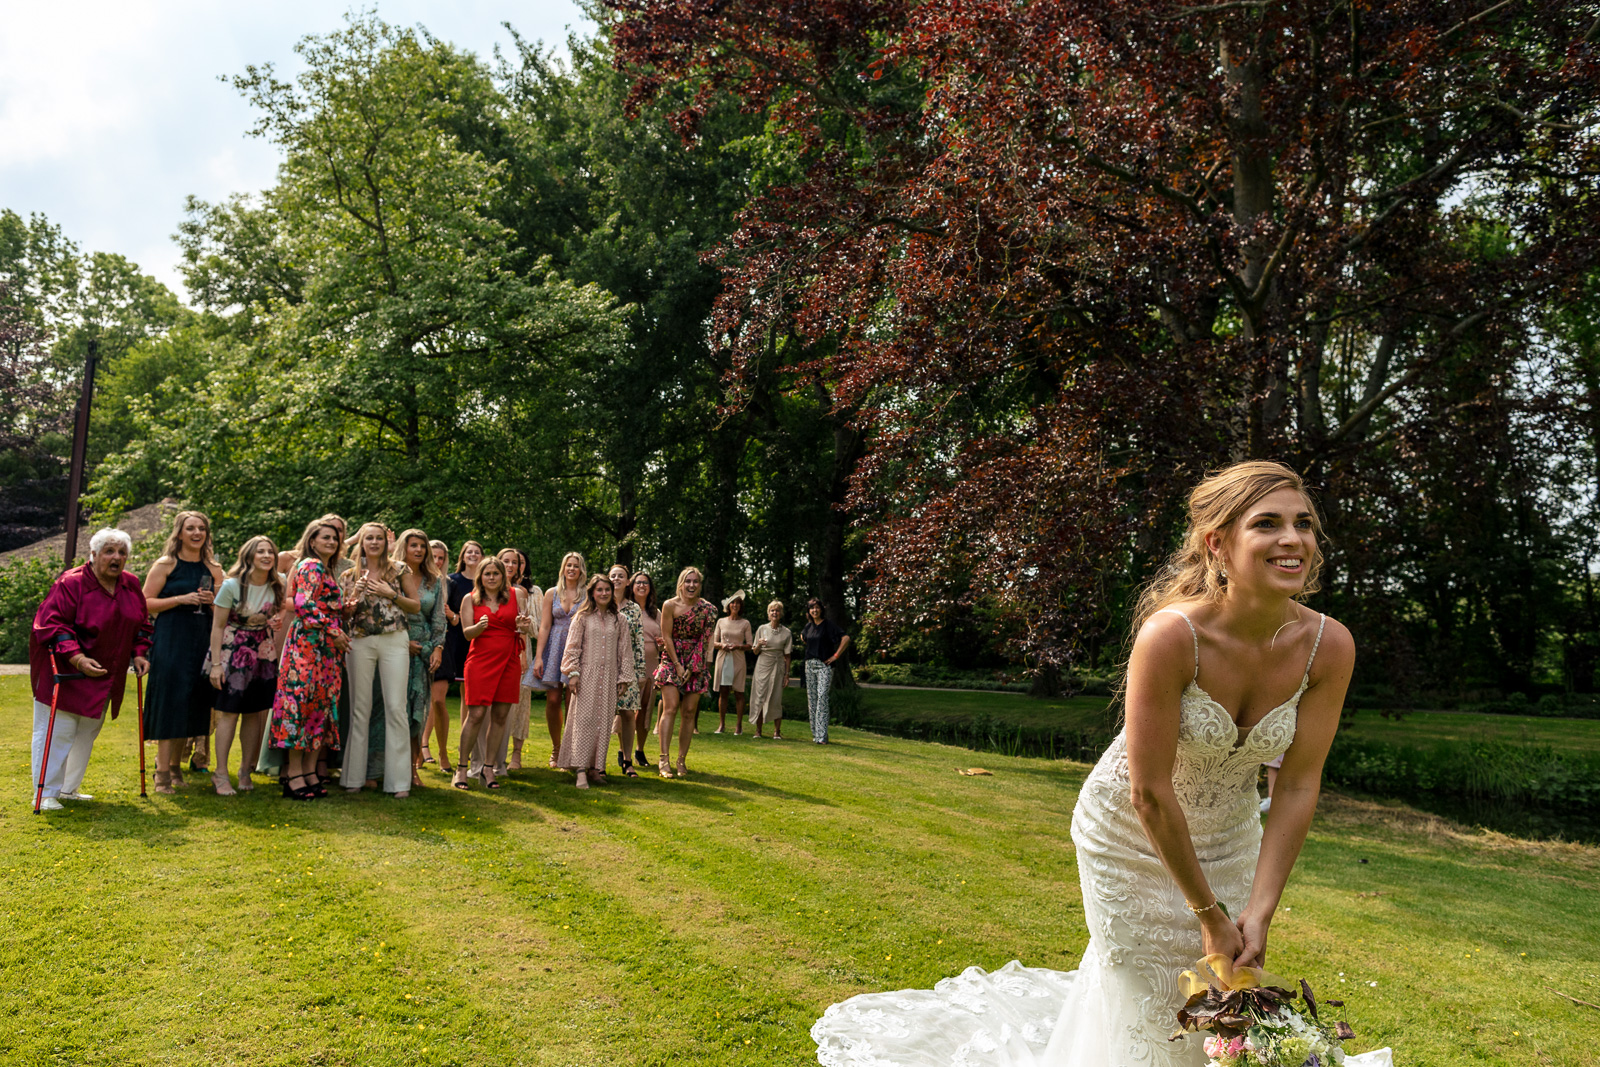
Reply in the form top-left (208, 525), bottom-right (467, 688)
top-left (712, 593), bottom-right (753, 734)
top-left (557, 573), bottom-right (632, 789)
top-left (749, 600), bottom-right (792, 739)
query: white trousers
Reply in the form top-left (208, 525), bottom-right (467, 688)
top-left (344, 629), bottom-right (412, 792)
top-left (31, 699), bottom-right (106, 800)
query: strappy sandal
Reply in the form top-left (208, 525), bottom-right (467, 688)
top-left (452, 768), bottom-right (470, 790)
top-left (619, 757), bottom-right (639, 779)
top-left (154, 769), bottom-right (176, 795)
top-left (634, 748), bottom-right (649, 768)
top-left (170, 765), bottom-right (186, 787)
top-left (211, 771), bottom-right (236, 797)
top-left (483, 767), bottom-right (502, 790)
top-left (674, 759), bottom-right (689, 778)
top-left (658, 758), bottom-right (674, 779)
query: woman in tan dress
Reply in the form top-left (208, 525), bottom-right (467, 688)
top-left (712, 593), bottom-right (753, 734)
top-left (557, 573), bottom-right (632, 789)
top-left (749, 600), bottom-right (792, 739)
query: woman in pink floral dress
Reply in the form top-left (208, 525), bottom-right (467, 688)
top-left (268, 518), bottom-right (349, 799)
top-left (649, 566), bottom-right (717, 778)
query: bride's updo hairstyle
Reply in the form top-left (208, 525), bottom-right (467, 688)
top-left (1132, 460), bottom-right (1325, 636)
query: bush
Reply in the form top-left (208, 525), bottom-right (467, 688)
top-left (0, 557), bottom-right (60, 663)
top-left (1322, 735), bottom-right (1600, 812)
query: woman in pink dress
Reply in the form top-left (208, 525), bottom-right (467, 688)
top-left (650, 566), bottom-right (717, 778)
top-left (557, 573), bottom-right (633, 789)
top-left (455, 557), bottom-right (534, 789)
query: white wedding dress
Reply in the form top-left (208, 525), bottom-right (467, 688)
top-left (813, 612), bottom-right (1393, 1067)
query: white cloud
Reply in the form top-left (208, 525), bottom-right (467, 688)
top-left (0, 1), bottom-right (591, 297)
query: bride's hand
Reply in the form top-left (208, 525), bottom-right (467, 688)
top-left (1199, 910), bottom-right (1244, 962)
top-left (1234, 910), bottom-right (1270, 969)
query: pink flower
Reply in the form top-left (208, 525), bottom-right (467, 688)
top-left (1204, 1035), bottom-right (1222, 1057)
top-left (1225, 1036), bottom-right (1246, 1056)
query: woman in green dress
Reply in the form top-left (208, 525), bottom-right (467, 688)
top-left (396, 529), bottom-right (447, 786)
top-left (142, 510), bottom-right (226, 794)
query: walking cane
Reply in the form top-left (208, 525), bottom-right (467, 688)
top-left (137, 669), bottom-right (147, 798)
top-left (32, 653), bottom-right (80, 814)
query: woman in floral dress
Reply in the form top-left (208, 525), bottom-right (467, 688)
top-left (650, 566), bottom-right (718, 778)
top-left (205, 535), bottom-right (283, 794)
top-left (268, 518), bottom-right (349, 799)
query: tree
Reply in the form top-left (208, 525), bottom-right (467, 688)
top-left (611, 0), bottom-right (1600, 687)
top-left (122, 13), bottom-right (629, 551)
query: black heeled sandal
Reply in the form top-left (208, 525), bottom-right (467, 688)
top-left (619, 756), bottom-right (639, 779)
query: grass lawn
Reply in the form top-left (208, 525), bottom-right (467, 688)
top-left (3, 675), bottom-right (1599, 1066)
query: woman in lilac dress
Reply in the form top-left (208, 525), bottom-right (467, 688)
top-left (529, 551), bottom-right (585, 768)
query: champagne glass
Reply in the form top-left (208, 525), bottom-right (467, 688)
top-left (197, 573), bottom-right (214, 616)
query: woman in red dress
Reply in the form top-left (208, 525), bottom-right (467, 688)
top-left (455, 557), bottom-right (534, 789)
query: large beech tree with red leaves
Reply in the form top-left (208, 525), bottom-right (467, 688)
top-left (609, 0), bottom-right (1600, 689)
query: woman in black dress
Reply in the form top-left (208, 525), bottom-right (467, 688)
top-left (143, 510), bottom-right (226, 793)
top-left (426, 540), bottom-right (482, 774)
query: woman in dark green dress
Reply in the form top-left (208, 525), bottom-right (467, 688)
top-left (142, 510), bottom-right (226, 794)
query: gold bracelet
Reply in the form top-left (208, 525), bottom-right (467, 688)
top-left (1187, 899), bottom-right (1222, 915)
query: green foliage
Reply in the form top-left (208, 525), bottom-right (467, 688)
top-left (1323, 736), bottom-right (1600, 814)
top-left (0, 556), bottom-right (57, 662)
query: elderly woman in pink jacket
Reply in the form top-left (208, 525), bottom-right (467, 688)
top-left (29, 528), bottom-right (153, 810)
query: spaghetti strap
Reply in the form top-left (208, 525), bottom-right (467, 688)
top-left (1157, 609), bottom-right (1200, 683)
top-left (1301, 614), bottom-right (1328, 684)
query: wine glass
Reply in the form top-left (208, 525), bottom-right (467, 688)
top-left (198, 573), bottom-right (214, 616)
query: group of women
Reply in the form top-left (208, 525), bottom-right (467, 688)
top-left (117, 510), bottom-right (851, 803)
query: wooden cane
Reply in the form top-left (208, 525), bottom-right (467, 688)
top-left (136, 670), bottom-right (147, 798)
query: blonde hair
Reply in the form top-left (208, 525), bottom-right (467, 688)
top-left (1132, 460), bottom-right (1324, 636)
top-left (454, 540), bottom-right (483, 573)
top-left (675, 566), bottom-right (703, 599)
top-left (767, 599), bottom-right (785, 618)
top-left (394, 529), bottom-right (438, 584)
top-left (347, 521), bottom-right (399, 583)
top-left (159, 510), bottom-right (216, 564)
top-left (553, 551), bottom-right (588, 594)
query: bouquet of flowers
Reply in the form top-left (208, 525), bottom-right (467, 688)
top-left (1172, 954), bottom-right (1358, 1067)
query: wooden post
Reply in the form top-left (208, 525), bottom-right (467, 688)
top-left (61, 336), bottom-right (98, 568)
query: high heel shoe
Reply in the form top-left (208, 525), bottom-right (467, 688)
top-left (674, 758), bottom-right (689, 778)
top-left (635, 748), bottom-right (649, 768)
top-left (304, 775), bottom-right (328, 798)
top-left (283, 775), bottom-right (315, 800)
top-left (452, 767), bottom-right (470, 790)
top-left (211, 770), bottom-right (236, 797)
top-left (619, 756), bottom-right (639, 779)
top-left (658, 758), bottom-right (675, 779)
top-left (482, 766), bottom-right (501, 790)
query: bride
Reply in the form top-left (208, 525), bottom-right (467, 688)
top-left (813, 462), bottom-right (1392, 1066)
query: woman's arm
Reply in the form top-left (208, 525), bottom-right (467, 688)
top-left (207, 601), bottom-right (230, 690)
top-left (533, 589), bottom-right (554, 667)
top-left (659, 601), bottom-right (681, 669)
top-left (142, 558), bottom-right (193, 615)
top-left (1124, 615), bottom-right (1243, 961)
top-left (1237, 621), bottom-right (1355, 967)
top-left (387, 570), bottom-right (421, 615)
top-left (561, 614), bottom-right (588, 694)
top-left (827, 631), bottom-right (851, 664)
top-left (461, 593), bottom-right (488, 640)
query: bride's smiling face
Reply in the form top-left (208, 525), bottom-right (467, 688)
top-left (1209, 487), bottom-right (1318, 597)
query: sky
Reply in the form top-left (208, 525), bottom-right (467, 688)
top-left (0, 1), bottom-right (592, 300)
